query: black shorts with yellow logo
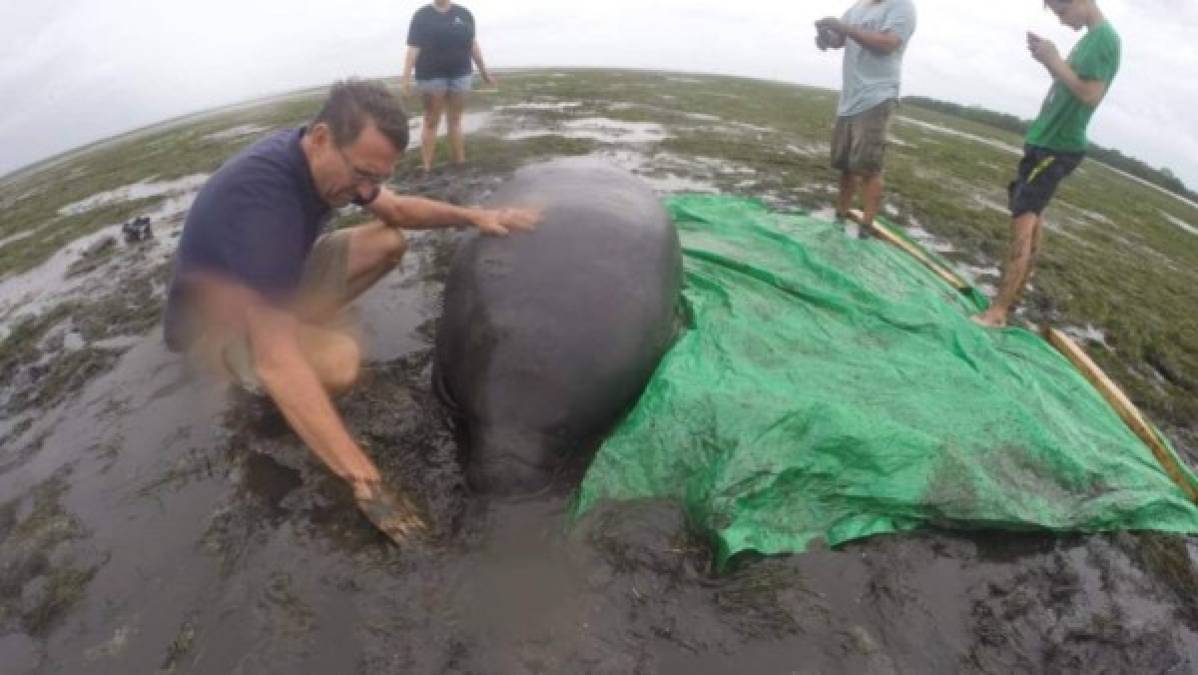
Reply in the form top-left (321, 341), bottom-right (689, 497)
top-left (1008, 145), bottom-right (1084, 218)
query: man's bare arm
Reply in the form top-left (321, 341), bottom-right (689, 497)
top-left (367, 187), bottom-right (540, 235)
top-left (245, 303), bottom-right (381, 491)
top-left (848, 27), bottom-right (902, 54)
top-left (244, 300), bottom-right (429, 542)
top-left (1029, 34), bottom-right (1108, 107)
top-left (817, 18), bottom-right (902, 54)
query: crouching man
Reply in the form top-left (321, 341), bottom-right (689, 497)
top-left (162, 79), bottom-right (537, 540)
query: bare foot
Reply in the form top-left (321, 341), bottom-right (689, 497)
top-left (971, 310), bottom-right (1007, 328)
top-left (354, 483), bottom-right (429, 544)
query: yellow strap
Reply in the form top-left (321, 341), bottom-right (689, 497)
top-left (1027, 156), bottom-right (1057, 184)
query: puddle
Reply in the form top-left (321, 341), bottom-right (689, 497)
top-left (787, 143), bottom-right (824, 157)
top-left (0, 198), bottom-right (195, 335)
top-left (904, 215), bottom-right (958, 254)
top-left (580, 149), bottom-right (722, 194)
top-left (406, 111), bottom-right (494, 148)
top-left (0, 635), bottom-right (37, 673)
top-left (1057, 202), bottom-right (1115, 227)
top-left (505, 117), bottom-right (669, 144)
top-left (577, 149), bottom-right (651, 176)
top-left (811, 206), bottom-right (839, 222)
top-left (641, 173), bottom-right (721, 194)
top-left (959, 263), bottom-right (1001, 296)
top-left (201, 124), bottom-right (272, 143)
top-left (1062, 323), bottom-right (1112, 349)
top-left (57, 174), bottom-right (209, 217)
top-left (897, 117), bottom-right (1023, 156)
top-left (959, 263), bottom-right (1001, 280)
top-left (494, 101), bottom-right (583, 112)
top-left (1162, 211), bottom-right (1198, 236)
top-left (662, 154), bottom-right (756, 176)
top-left (728, 121), bottom-right (777, 136)
top-left (1097, 164), bottom-right (1198, 211)
top-left (972, 195), bottom-right (1008, 214)
top-left (0, 229), bottom-right (39, 249)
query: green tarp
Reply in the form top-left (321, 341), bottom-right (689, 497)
top-left (571, 195), bottom-right (1198, 566)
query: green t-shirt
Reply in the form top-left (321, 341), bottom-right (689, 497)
top-left (1026, 20), bottom-right (1121, 153)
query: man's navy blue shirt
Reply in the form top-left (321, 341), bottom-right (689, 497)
top-left (163, 127), bottom-right (332, 351)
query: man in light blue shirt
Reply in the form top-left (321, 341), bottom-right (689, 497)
top-left (816, 0), bottom-right (917, 232)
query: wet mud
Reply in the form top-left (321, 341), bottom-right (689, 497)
top-left (1, 72), bottom-right (1197, 673)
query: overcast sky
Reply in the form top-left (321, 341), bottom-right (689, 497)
top-left (2, 1), bottom-right (1195, 188)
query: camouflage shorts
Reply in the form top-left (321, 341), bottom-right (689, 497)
top-left (831, 99), bottom-right (897, 177)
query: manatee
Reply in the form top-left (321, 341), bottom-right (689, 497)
top-left (435, 158), bottom-right (682, 494)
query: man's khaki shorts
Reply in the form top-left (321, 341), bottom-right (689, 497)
top-left (192, 229), bottom-right (353, 394)
top-left (831, 99), bottom-right (897, 177)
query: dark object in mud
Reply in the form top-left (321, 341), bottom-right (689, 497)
top-left (435, 158), bottom-right (682, 494)
top-left (121, 216), bottom-right (153, 243)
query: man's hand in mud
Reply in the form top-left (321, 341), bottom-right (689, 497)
top-left (472, 207), bottom-right (541, 236)
top-left (351, 479), bottom-right (430, 544)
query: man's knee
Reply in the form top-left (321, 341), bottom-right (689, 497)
top-left (379, 226), bottom-right (408, 265)
top-left (1010, 214), bottom-right (1039, 249)
top-left (322, 334), bottom-right (362, 393)
top-left (1012, 212), bottom-right (1039, 233)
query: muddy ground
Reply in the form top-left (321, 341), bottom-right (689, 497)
top-left (2, 70), bottom-right (1198, 673)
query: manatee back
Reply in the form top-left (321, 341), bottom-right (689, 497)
top-left (435, 159), bottom-right (681, 491)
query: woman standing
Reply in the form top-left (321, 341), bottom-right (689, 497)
top-left (402, 1), bottom-right (495, 175)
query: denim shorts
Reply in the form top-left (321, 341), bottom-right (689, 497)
top-left (416, 75), bottom-right (473, 95)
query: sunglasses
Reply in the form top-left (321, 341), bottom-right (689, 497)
top-left (333, 144), bottom-right (392, 187)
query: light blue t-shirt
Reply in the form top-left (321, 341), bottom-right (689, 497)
top-left (837, 0), bottom-right (918, 118)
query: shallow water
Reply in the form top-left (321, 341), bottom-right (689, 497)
top-left (1162, 210), bottom-right (1198, 236)
top-left (57, 174), bottom-right (209, 217)
top-left (201, 124), bottom-right (274, 143)
top-left (3, 77), bottom-right (1198, 674)
top-left (505, 117), bottom-right (669, 144)
top-left (896, 116), bottom-right (1023, 157)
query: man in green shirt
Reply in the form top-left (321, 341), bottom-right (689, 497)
top-left (973, 0), bottom-right (1120, 328)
